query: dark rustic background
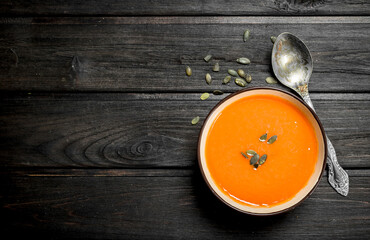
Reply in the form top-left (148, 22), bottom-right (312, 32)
top-left (1, 0), bottom-right (369, 239)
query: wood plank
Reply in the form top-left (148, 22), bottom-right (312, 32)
top-left (1, 1), bottom-right (370, 16)
top-left (1, 169), bottom-right (369, 239)
top-left (0, 92), bottom-right (369, 168)
top-left (1, 17), bottom-right (370, 92)
top-left (3, 168), bottom-right (369, 177)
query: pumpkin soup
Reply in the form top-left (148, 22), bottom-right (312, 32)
top-left (205, 94), bottom-right (318, 208)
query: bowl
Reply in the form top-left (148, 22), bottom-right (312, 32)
top-left (198, 87), bottom-right (327, 215)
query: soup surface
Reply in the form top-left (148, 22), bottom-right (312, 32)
top-left (205, 94), bottom-right (318, 208)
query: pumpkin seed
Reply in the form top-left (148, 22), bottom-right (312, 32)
top-left (258, 154), bottom-right (267, 165)
top-left (267, 135), bottom-right (277, 144)
top-left (228, 69), bottom-right (238, 77)
top-left (212, 62), bottom-right (220, 72)
top-left (245, 74), bottom-right (252, 83)
top-left (259, 133), bottom-right (267, 142)
top-left (200, 92), bottom-right (210, 100)
top-left (205, 73), bottom-right (212, 85)
top-left (236, 57), bottom-right (251, 65)
top-left (266, 76), bottom-right (278, 84)
top-left (213, 90), bottom-right (224, 95)
top-left (237, 69), bottom-right (245, 78)
top-left (243, 29), bottom-right (250, 42)
top-left (204, 54), bottom-right (212, 62)
top-left (246, 150), bottom-right (257, 156)
top-left (250, 153), bottom-right (260, 165)
top-left (185, 66), bottom-right (192, 76)
top-left (253, 163), bottom-right (259, 169)
top-left (241, 152), bottom-right (248, 159)
top-left (235, 78), bottom-right (247, 87)
top-left (223, 75), bottom-right (231, 84)
top-left (191, 116), bottom-right (200, 125)
top-left (271, 36), bottom-right (277, 44)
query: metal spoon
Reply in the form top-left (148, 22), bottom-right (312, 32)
top-left (271, 32), bottom-right (349, 196)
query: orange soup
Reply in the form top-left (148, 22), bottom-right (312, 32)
top-left (205, 94), bottom-right (318, 208)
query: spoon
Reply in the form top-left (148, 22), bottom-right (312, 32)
top-left (271, 32), bottom-right (349, 196)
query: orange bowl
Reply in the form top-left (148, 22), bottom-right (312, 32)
top-left (198, 87), bottom-right (327, 215)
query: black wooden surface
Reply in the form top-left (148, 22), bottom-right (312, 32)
top-left (1, 1), bottom-right (370, 239)
top-left (1, 0), bottom-right (370, 16)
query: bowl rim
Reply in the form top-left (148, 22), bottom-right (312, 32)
top-left (197, 86), bottom-right (327, 216)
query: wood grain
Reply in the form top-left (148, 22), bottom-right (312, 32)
top-left (1, 169), bottom-right (369, 239)
top-left (1, 92), bottom-right (369, 168)
top-left (1, 17), bottom-right (370, 92)
top-left (1, 0), bottom-right (370, 16)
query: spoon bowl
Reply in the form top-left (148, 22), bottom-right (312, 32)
top-left (272, 32), bottom-right (313, 94)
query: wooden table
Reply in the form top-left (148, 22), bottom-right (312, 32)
top-left (1, 1), bottom-right (370, 238)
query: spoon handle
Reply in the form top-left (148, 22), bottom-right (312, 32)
top-left (301, 93), bottom-right (349, 196)
top-left (326, 137), bottom-right (349, 196)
